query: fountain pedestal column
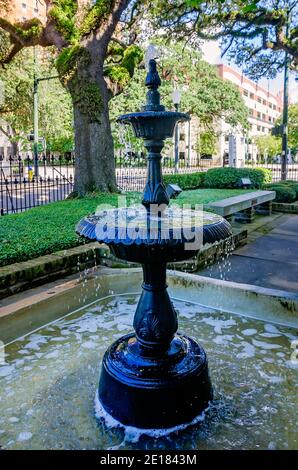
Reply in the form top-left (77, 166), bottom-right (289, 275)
top-left (134, 262), bottom-right (177, 356)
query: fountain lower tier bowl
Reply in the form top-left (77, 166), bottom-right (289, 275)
top-left (76, 206), bottom-right (232, 264)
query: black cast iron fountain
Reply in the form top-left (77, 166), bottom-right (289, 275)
top-left (76, 56), bottom-right (232, 430)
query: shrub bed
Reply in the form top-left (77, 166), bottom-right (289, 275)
top-left (265, 180), bottom-right (298, 202)
top-left (203, 167), bottom-right (272, 189)
top-left (163, 172), bottom-right (205, 190)
top-left (264, 185), bottom-right (296, 203)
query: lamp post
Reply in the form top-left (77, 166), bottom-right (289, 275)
top-left (281, 9), bottom-right (290, 181)
top-left (172, 88), bottom-right (181, 173)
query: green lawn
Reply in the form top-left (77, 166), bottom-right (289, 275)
top-left (0, 189), bottom-right (251, 267)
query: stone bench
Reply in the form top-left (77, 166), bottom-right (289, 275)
top-left (205, 190), bottom-right (276, 223)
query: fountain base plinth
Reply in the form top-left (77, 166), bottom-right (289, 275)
top-left (98, 333), bottom-right (212, 429)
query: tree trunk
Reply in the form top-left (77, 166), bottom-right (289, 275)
top-left (71, 73), bottom-right (117, 195)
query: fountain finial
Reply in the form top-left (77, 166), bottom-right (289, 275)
top-left (145, 59), bottom-right (161, 90)
top-left (143, 58), bottom-right (165, 112)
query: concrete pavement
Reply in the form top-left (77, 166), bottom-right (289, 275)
top-left (198, 213), bottom-right (298, 293)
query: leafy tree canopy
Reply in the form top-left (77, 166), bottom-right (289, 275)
top-left (0, 44), bottom-right (73, 154)
top-left (276, 103), bottom-right (298, 151)
top-left (110, 40), bottom-right (248, 152)
top-left (254, 134), bottom-right (281, 159)
top-left (152, 0), bottom-right (298, 79)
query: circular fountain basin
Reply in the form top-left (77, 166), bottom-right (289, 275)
top-left (76, 206), bottom-right (232, 263)
top-left (0, 277), bottom-right (297, 449)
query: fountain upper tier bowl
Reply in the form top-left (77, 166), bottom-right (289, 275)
top-left (117, 111), bottom-right (190, 140)
top-left (76, 206), bottom-right (232, 264)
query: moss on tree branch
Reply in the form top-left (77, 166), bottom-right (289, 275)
top-left (0, 17), bottom-right (43, 45)
top-left (80, 0), bottom-right (114, 36)
top-left (104, 44), bottom-right (143, 90)
top-left (48, 0), bottom-right (79, 42)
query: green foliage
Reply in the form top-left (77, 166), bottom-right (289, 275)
top-left (56, 46), bottom-right (102, 122)
top-left (72, 80), bottom-right (103, 122)
top-left (0, 48), bottom-right (73, 152)
top-left (0, 194), bottom-right (121, 267)
top-left (56, 45), bottom-right (90, 83)
top-left (121, 45), bottom-right (144, 77)
top-left (196, 130), bottom-right (217, 156)
top-left (110, 40), bottom-right (248, 152)
top-left (174, 188), bottom-right (254, 207)
top-left (153, 1), bottom-right (296, 80)
top-left (104, 66), bottom-right (131, 87)
top-left (163, 172), bottom-right (205, 190)
top-left (265, 180), bottom-right (298, 200)
top-left (80, 0), bottom-right (114, 36)
top-left (49, 0), bottom-right (79, 42)
top-left (14, 18), bottom-right (43, 41)
top-left (203, 167), bottom-right (272, 189)
top-left (104, 45), bottom-right (143, 88)
top-left (254, 134), bottom-right (281, 160)
top-left (264, 185), bottom-right (296, 203)
top-left (276, 104), bottom-right (298, 152)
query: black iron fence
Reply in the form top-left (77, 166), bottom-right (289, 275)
top-left (0, 156), bottom-right (74, 215)
top-left (116, 153), bottom-right (216, 192)
top-left (2, 154), bottom-right (297, 216)
top-left (248, 162), bottom-right (298, 182)
top-left (0, 154), bottom-right (217, 215)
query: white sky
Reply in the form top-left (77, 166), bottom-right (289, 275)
top-left (201, 40), bottom-right (298, 104)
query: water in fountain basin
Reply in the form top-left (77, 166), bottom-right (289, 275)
top-left (0, 288), bottom-right (297, 450)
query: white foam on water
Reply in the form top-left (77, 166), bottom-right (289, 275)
top-left (81, 341), bottom-right (97, 350)
top-left (201, 317), bottom-right (236, 334)
top-left (236, 342), bottom-right (256, 359)
top-left (252, 339), bottom-right (282, 350)
top-left (94, 393), bottom-right (207, 443)
top-left (241, 329), bottom-right (257, 336)
top-left (17, 432), bottom-right (32, 442)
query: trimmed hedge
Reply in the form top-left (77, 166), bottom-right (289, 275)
top-left (163, 172), bottom-right (205, 190)
top-left (203, 167), bottom-right (272, 189)
top-left (265, 180), bottom-right (298, 201)
top-left (265, 185), bottom-right (296, 203)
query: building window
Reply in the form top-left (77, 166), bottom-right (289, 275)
top-left (273, 104), bottom-right (276, 110)
top-left (257, 125), bottom-right (261, 131)
top-left (225, 136), bottom-right (229, 142)
top-left (249, 109), bottom-right (253, 116)
top-left (263, 99), bottom-right (266, 105)
top-left (257, 112), bottom-right (261, 119)
top-left (179, 133), bottom-right (185, 141)
top-left (262, 126), bottom-right (265, 132)
top-left (22, 3), bottom-right (26, 9)
top-left (269, 102), bottom-right (272, 108)
top-left (257, 97), bottom-right (262, 103)
top-left (250, 92), bottom-right (254, 99)
top-left (268, 116), bottom-right (272, 122)
top-left (262, 113), bottom-right (266, 121)
top-left (243, 90), bottom-right (248, 96)
top-left (34, 7), bottom-right (38, 13)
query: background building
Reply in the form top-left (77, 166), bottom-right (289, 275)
top-left (217, 64), bottom-right (283, 167)
top-left (2, 0), bottom-right (46, 23)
